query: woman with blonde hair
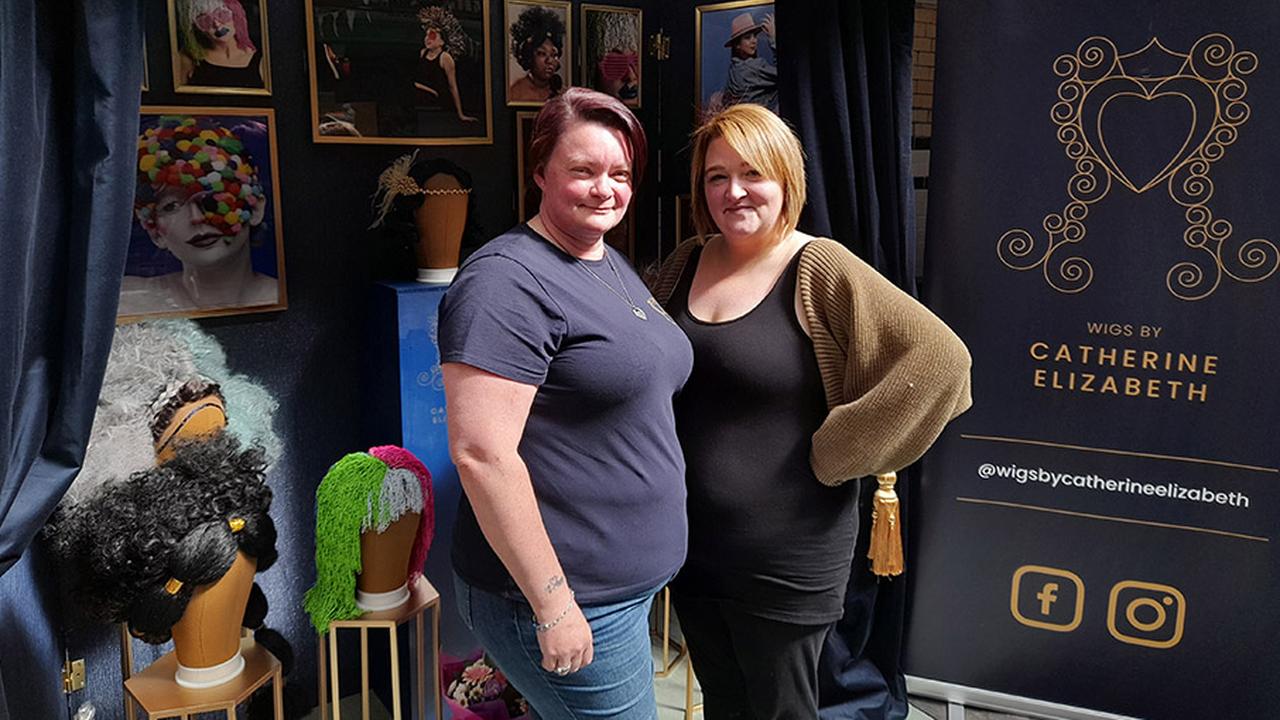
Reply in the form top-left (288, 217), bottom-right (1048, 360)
top-left (653, 103), bottom-right (971, 718)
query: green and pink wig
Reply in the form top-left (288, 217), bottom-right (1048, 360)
top-left (303, 445), bottom-right (434, 634)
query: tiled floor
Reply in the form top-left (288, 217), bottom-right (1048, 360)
top-left (305, 616), bottom-right (1034, 720)
top-left (650, 617), bottom-right (1032, 720)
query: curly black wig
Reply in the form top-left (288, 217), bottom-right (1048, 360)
top-left (46, 432), bottom-right (276, 643)
top-left (509, 6), bottom-right (565, 72)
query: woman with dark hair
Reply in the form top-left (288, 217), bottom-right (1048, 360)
top-left (653, 104), bottom-right (971, 718)
top-left (508, 6), bottom-right (565, 102)
top-left (414, 6), bottom-right (477, 123)
top-left (439, 87), bottom-right (690, 718)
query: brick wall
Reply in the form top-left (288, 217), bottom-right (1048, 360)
top-left (912, 0), bottom-right (938, 269)
top-left (912, 0), bottom-right (937, 141)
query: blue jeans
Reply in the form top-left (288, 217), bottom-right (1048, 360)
top-left (454, 573), bottom-right (659, 719)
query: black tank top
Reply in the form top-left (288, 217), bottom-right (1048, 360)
top-left (187, 50), bottom-right (264, 89)
top-left (416, 51), bottom-right (448, 106)
top-left (668, 244), bottom-right (860, 623)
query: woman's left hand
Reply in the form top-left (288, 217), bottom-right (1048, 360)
top-left (538, 600), bottom-right (594, 675)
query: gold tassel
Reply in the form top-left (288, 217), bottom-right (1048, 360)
top-left (868, 472), bottom-right (904, 577)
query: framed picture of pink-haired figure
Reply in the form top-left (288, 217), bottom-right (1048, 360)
top-left (118, 107), bottom-right (287, 322)
top-left (580, 4), bottom-right (642, 108)
top-left (167, 0), bottom-right (272, 95)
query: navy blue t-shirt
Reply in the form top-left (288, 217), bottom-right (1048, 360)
top-left (438, 224), bottom-right (693, 605)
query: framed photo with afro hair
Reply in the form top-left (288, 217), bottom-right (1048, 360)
top-left (304, 0), bottom-right (493, 145)
top-left (167, 0), bottom-right (273, 95)
top-left (120, 107), bottom-right (287, 322)
top-left (505, 0), bottom-right (571, 107)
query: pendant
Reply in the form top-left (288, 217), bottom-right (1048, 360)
top-left (632, 306), bottom-right (648, 320)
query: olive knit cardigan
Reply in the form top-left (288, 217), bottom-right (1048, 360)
top-left (653, 236), bottom-right (973, 486)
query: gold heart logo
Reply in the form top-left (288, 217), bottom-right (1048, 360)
top-left (1080, 76), bottom-right (1217, 194)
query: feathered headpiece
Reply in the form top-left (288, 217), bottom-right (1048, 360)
top-left (369, 151), bottom-right (472, 229)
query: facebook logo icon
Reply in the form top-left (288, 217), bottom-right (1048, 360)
top-left (1011, 565), bottom-right (1084, 632)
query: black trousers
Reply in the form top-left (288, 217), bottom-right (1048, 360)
top-left (673, 593), bottom-right (833, 720)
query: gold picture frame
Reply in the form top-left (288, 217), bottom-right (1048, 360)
top-left (119, 106), bottom-right (288, 323)
top-left (694, 0), bottom-right (776, 122)
top-left (167, 0), bottom-right (272, 96)
top-left (580, 4), bottom-right (642, 108)
top-left (304, 0), bottom-right (493, 145)
top-left (516, 111), bottom-right (540, 222)
top-left (505, 0), bottom-right (572, 108)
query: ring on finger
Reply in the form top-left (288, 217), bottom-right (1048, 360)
top-left (554, 665), bottom-right (571, 676)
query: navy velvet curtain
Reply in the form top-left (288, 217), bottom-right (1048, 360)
top-left (778, 1), bottom-right (917, 718)
top-left (0, 1), bottom-right (142, 577)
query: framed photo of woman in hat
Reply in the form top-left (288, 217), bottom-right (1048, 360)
top-left (695, 0), bottom-right (776, 122)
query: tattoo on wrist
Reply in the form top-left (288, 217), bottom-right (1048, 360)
top-left (544, 575), bottom-right (565, 595)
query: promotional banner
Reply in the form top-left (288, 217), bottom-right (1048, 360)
top-left (909, 1), bottom-right (1279, 717)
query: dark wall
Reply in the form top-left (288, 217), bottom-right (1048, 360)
top-left (54, 1), bottom-right (678, 718)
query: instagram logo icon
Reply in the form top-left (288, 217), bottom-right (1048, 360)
top-left (1107, 581), bottom-right (1186, 649)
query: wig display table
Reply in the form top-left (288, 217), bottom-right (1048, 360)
top-left (652, 586), bottom-right (687, 678)
top-left (649, 587), bottom-right (702, 718)
top-left (319, 576), bottom-right (442, 720)
top-left (122, 637), bottom-right (283, 719)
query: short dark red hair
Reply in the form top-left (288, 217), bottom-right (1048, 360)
top-left (528, 87), bottom-right (647, 185)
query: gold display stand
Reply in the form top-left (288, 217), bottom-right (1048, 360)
top-left (121, 633), bottom-right (283, 719)
top-left (650, 586), bottom-right (701, 717)
top-left (319, 576), bottom-right (442, 720)
top-left (651, 586), bottom-right (687, 678)
top-left (684, 658), bottom-right (703, 719)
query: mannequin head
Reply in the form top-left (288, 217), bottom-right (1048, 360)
top-left (48, 432), bottom-right (277, 643)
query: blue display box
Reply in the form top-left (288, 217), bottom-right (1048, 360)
top-left (369, 281), bottom-right (473, 657)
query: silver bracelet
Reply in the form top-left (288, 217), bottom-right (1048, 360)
top-left (533, 590), bottom-right (576, 633)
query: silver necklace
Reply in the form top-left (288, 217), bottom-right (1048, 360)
top-left (575, 249), bottom-right (648, 320)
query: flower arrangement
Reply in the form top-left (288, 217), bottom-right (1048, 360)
top-left (441, 651), bottom-right (529, 720)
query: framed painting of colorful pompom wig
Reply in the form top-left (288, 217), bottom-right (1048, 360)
top-left (120, 107), bottom-right (287, 322)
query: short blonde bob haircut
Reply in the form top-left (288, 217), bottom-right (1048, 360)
top-left (689, 103), bottom-right (807, 242)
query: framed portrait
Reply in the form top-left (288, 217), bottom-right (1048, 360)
top-left (119, 107), bottom-right (287, 322)
top-left (580, 4), bottom-right (641, 108)
top-left (505, 0), bottom-right (571, 107)
top-left (305, 0), bottom-right (493, 145)
top-left (695, 0), bottom-right (776, 121)
top-left (516, 111), bottom-right (540, 222)
top-left (516, 110), bottom-right (633, 258)
top-left (167, 0), bottom-right (272, 95)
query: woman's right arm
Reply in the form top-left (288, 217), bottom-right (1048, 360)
top-left (442, 362), bottom-right (594, 674)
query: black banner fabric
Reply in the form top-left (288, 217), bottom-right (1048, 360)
top-left (910, 1), bottom-right (1279, 717)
